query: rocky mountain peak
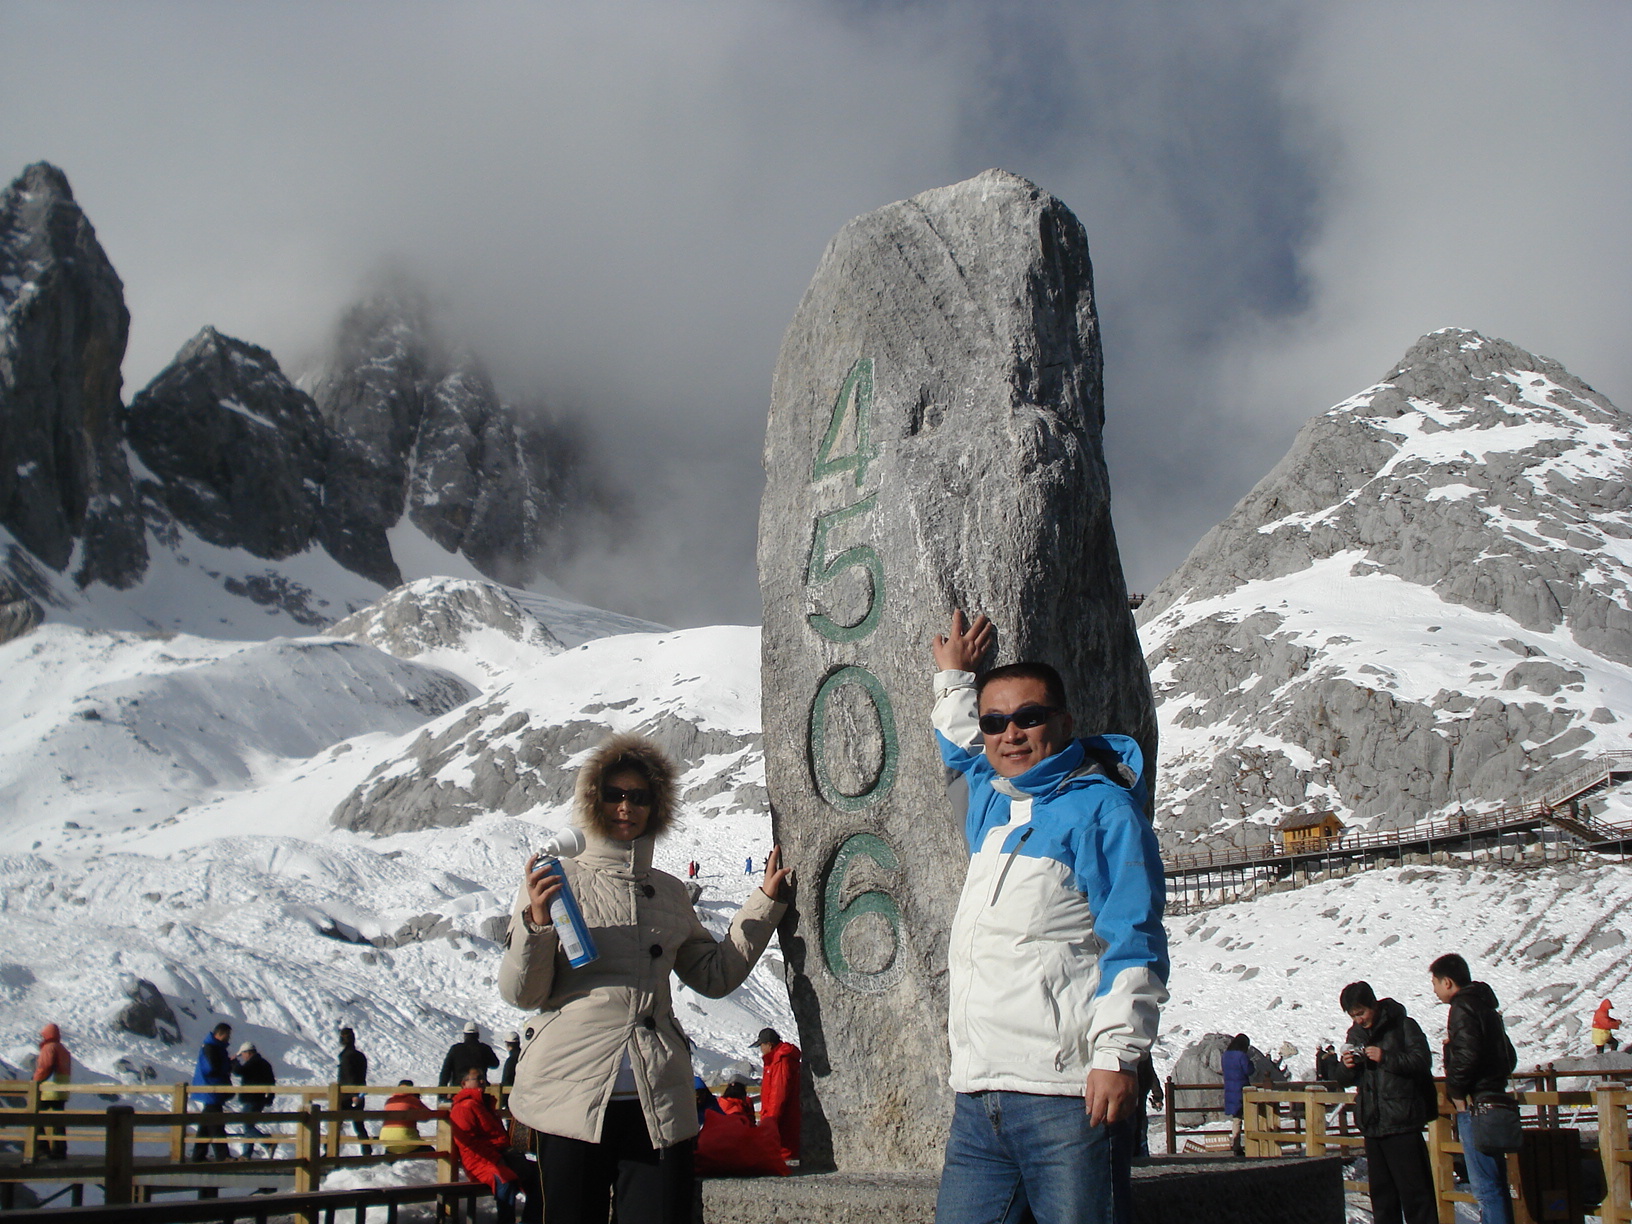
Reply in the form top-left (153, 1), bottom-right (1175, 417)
top-left (1138, 330), bottom-right (1632, 847)
top-left (0, 161), bottom-right (145, 588)
top-left (126, 325), bottom-right (329, 563)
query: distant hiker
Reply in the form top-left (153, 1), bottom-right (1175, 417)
top-left (502, 1032), bottom-right (521, 1089)
top-left (1316, 1043), bottom-right (1342, 1083)
top-left (1333, 982), bottom-right (1437, 1224)
top-left (32, 1023), bottom-right (71, 1159)
top-left (756, 1027), bottom-right (802, 1163)
top-left (450, 1068), bottom-right (540, 1224)
top-left (745, 855), bottom-right (754, 874)
top-left (1222, 1034), bottom-right (1253, 1156)
top-left (687, 860), bottom-right (699, 879)
top-left (499, 733), bottom-right (790, 1224)
top-left (1432, 953), bottom-right (1518, 1224)
top-left (439, 1021), bottom-right (500, 1087)
top-left (191, 1022), bottom-right (234, 1161)
top-left (381, 1080), bottom-right (434, 1154)
top-left (233, 1042), bottom-right (276, 1158)
top-left (1592, 999), bottom-right (1621, 1053)
top-left (337, 1027), bottom-right (372, 1153)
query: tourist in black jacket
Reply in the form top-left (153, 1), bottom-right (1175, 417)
top-left (1333, 981), bottom-right (1437, 1224)
top-left (1432, 954), bottom-right (1517, 1224)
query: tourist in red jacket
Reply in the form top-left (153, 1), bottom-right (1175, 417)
top-left (33, 1023), bottom-right (72, 1159)
top-left (755, 1028), bottom-right (801, 1162)
top-left (450, 1069), bottom-right (538, 1224)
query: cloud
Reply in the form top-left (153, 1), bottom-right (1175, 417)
top-left (1, 0), bottom-right (1626, 622)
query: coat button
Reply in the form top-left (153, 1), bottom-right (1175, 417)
top-left (649, 944), bottom-right (662, 958)
top-left (642, 884), bottom-right (655, 898)
top-left (524, 1027), bottom-right (534, 1042)
top-left (643, 1016), bottom-right (656, 1030)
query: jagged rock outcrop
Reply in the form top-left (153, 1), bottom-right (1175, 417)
top-left (325, 576), bottom-right (565, 659)
top-left (0, 162), bottom-right (145, 586)
top-left (332, 699), bottom-right (760, 836)
top-left (0, 571), bottom-right (41, 643)
top-left (111, 975), bottom-right (181, 1044)
top-left (312, 290), bottom-right (586, 589)
top-left (759, 169), bottom-right (1154, 1170)
top-left (127, 327), bottom-right (330, 559)
top-left (1139, 329), bottom-right (1632, 847)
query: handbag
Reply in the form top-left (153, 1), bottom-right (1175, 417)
top-left (1470, 1093), bottom-right (1523, 1155)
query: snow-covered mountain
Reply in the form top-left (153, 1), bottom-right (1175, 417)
top-left (1138, 329), bottom-right (1632, 849)
top-left (0, 576), bottom-right (784, 1093)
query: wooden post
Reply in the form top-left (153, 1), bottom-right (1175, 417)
top-left (326, 1082), bottom-right (343, 1159)
top-left (1305, 1089), bottom-right (1325, 1157)
top-left (169, 1084), bottom-right (188, 1163)
top-left (1164, 1077), bottom-right (1176, 1157)
top-left (103, 1105), bottom-right (135, 1206)
top-left (1426, 1112), bottom-right (1457, 1224)
top-left (1600, 1086), bottom-right (1629, 1224)
top-left (436, 1092), bottom-right (456, 1185)
top-left (293, 1101), bottom-right (321, 1224)
top-left (22, 1080), bottom-right (39, 1162)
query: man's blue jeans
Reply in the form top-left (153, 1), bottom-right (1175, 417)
top-left (1458, 1111), bottom-right (1513, 1224)
top-left (935, 1091), bottom-right (1116, 1224)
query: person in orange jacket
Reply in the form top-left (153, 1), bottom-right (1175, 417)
top-left (450, 1068), bottom-right (538, 1224)
top-left (755, 1028), bottom-right (801, 1163)
top-left (380, 1080), bottom-right (434, 1154)
top-left (33, 1024), bottom-right (72, 1159)
top-left (1592, 999), bottom-right (1621, 1053)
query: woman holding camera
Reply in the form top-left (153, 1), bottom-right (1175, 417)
top-left (499, 734), bottom-right (791, 1224)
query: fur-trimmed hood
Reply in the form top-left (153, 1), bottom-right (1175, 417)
top-left (573, 733), bottom-right (678, 841)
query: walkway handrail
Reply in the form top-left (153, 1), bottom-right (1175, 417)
top-left (1165, 755), bottom-right (1632, 877)
top-left (1238, 1081), bottom-right (1632, 1223)
top-left (0, 1179), bottom-right (487, 1223)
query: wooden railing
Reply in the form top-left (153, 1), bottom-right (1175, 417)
top-left (1165, 754), bottom-right (1632, 878)
top-left (1234, 1082), bottom-right (1632, 1224)
top-left (0, 1080), bottom-right (502, 1221)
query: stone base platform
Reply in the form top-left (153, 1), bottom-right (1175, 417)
top-left (700, 1155), bottom-right (1346, 1224)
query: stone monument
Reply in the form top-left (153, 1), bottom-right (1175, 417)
top-left (758, 169), bottom-right (1157, 1171)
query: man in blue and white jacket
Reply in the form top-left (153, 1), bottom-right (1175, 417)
top-left (930, 611), bottom-right (1168, 1224)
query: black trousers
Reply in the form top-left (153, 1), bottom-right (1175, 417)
top-left (1364, 1131), bottom-right (1437, 1224)
top-left (192, 1103), bottom-right (230, 1161)
top-left (38, 1097), bottom-right (66, 1158)
top-left (538, 1099), bottom-right (695, 1224)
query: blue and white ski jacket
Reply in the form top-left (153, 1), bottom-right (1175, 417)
top-left (934, 669), bottom-right (1169, 1095)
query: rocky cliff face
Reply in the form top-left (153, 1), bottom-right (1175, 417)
top-left (0, 162), bottom-right (145, 589)
top-left (311, 291), bottom-right (585, 590)
top-left (0, 162), bottom-right (598, 637)
top-left (127, 327), bottom-right (329, 560)
top-left (1138, 329), bottom-right (1632, 848)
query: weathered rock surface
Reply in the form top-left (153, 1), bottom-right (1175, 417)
top-left (311, 290), bottom-right (586, 589)
top-left (324, 576), bottom-right (564, 665)
top-left (127, 327), bottom-right (330, 559)
top-left (112, 974), bottom-right (181, 1044)
top-left (759, 169), bottom-right (1155, 1170)
top-left (0, 570), bottom-right (42, 643)
top-left (1139, 329), bottom-right (1632, 848)
top-left (0, 162), bottom-right (145, 587)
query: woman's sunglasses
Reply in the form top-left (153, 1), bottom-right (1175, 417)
top-left (977, 705), bottom-right (1058, 736)
top-left (601, 785), bottom-right (653, 807)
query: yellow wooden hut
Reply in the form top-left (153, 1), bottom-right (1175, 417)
top-left (1278, 810), bottom-right (1344, 852)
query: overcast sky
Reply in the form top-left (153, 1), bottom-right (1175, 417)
top-left (3, 1), bottom-right (1627, 625)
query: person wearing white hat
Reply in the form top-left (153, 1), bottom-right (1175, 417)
top-left (233, 1042), bottom-right (276, 1158)
top-left (441, 1021), bottom-right (499, 1087)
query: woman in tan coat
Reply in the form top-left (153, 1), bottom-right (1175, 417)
top-left (500, 734), bottom-right (790, 1223)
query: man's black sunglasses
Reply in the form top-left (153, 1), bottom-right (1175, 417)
top-left (601, 785), bottom-right (654, 806)
top-left (977, 705), bottom-right (1058, 736)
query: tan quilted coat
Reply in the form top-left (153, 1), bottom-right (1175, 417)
top-left (498, 735), bottom-right (785, 1147)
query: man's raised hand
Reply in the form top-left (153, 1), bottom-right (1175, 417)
top-left (931, 609), bottom-right (994, 673)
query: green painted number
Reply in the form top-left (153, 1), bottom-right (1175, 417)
top-left (809, 665), bottom-right (900, 811)
top-left (812, 358), bottom-right (877, 487)
top-left (821, 832), bottom-right (903, 992)
top-left (805, 495), bottom-right (884, 642)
